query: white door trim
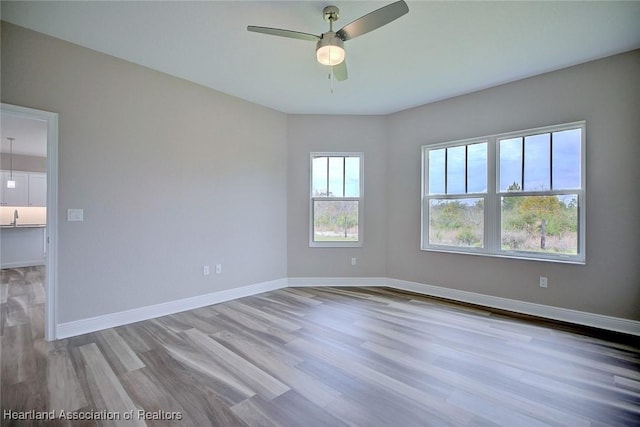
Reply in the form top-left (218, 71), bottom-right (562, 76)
top-left (1, 103), bottom-right (59, 341)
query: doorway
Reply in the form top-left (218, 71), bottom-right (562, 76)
top-left (1, 103), bottom-right (58, 341)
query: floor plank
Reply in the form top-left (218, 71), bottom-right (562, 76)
top-left (78, 343), bottom-right (146, 426)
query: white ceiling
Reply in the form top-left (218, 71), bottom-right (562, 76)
top-left (1, 1), bottom-right (640, 115)
top-left (0, 114), bottom-right (47, 157)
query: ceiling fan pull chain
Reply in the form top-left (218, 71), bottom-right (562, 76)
top-left (329, 67), bottom-right (334, 93)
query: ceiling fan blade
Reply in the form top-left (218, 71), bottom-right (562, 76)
top-left (247, 26), bottom-right (320, 42)
top-left (333, 61), bottom-right (348, 81)
top-left (336, 0), bottom-right (409, 41)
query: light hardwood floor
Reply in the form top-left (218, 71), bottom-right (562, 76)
top-left (2, 266), bottom-right (639, 426)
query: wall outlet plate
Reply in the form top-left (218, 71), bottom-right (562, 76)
top-left (67, 209), bottom-right (84, 221)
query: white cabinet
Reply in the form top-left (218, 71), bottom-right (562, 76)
top-left (0, 226), bottom-right (46, 268)
top-left (0, 170), bottom-right (46, 207)
top-left (28, 173), bottom-right (47, 206)
top-left (1, 171), bottom-right (28, 206)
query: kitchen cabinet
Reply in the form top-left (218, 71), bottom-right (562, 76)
top-left (1, 171), bottom-right (28, 206)
top-left (0, 226), bottom-right (46, 268)
top-left (28, 173), bottom-right (47, 206)
top-left (0, 170), bottom-right (46, 207)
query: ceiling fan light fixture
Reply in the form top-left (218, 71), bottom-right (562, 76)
top-left (316, 34), bottom-right (345, 66)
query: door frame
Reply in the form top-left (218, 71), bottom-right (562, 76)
top-left (1, 103), bottom-right (59, 341)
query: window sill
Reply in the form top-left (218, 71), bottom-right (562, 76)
top-left (310, 242), bottom-right (363, 248)
top-left (420, 246), bottom-right (585, 265)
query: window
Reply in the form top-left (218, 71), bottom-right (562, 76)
top-left (422, 122), bottom-right (585, 263)
top-left (310, 153), bottom-right (363, 247)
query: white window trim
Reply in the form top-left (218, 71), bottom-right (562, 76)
top-left (310, 152), bottom-right (364, 248)
top-left (421, 121), bottom-right (586, 264)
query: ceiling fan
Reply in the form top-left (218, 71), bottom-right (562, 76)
top-left (247, 1), bottom-right (409, 81)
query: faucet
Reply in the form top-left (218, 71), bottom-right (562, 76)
top-left (11, 209), bottom-right (19, 227)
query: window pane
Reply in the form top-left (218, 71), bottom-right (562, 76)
top-left (524, 133), bottom-right (550, 191)
top-left (313, 200), bottom-right (359, 242)
top-left (467, 143), bottom-right (487, 193)
top-left (429, 198), bottom-right (484, 248)
top-left (328, 157), bottom-right (344, 197)
top-left (344, 157), bottom-right (360, 197)
top-left (499, 137), bottom-right (523, 191)
top-left (428, 149), bottom-right (445, 195)
top-left (501, 194), bottom-right (578, 255)
top-left (447, 146), bottom-right (466, 194)
top-left (312, 157), bottom-right (327, 196)
top-left (552, 128), bottom-right (581, 189)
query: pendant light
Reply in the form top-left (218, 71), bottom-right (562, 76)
top-left (6, 137), bottom-right (16, 189)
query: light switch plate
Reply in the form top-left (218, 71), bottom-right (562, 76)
top-left (67, 209), bottom-right (84, 221)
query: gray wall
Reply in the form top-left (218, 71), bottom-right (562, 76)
top-left (1, 22), bottom-right (288, 323)
top-left (287, 115), bottom-right (388, 277)
top-left (387, 50), bottom-right (640, 320)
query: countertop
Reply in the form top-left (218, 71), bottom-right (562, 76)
top-left (0, 224), bottom-right (47, 229)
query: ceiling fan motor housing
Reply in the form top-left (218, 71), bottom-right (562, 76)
top-left (323, 5), bottom-right (340, 23)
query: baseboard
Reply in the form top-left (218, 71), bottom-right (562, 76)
top-left (1, 260), bottom-right (46, 269)
top-left (386, 278), bottom-right (640, 337)
top-left (55, 276), bottom-right (640, 339)
top-left (56, 278), bottom-right (288, 339)
top-left (287, 277), bottom-right (640, 336)
top-left (287, 276), bottom-right (388, 287)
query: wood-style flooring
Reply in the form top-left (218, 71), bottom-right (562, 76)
top-left (2, 266), bottom-right (640, 426)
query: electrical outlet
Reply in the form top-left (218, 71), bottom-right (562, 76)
top-left (351, 257), bottom-right (357, 266)
top-left (203, 265), bottom-right (210, 276)
top-left (215, 264), bottom-right (222, 274)
top-left (539, 276), bottom-right (548, 288)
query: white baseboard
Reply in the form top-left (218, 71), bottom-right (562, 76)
top-left (56, 278), bottom-right (288, 339)
top-left (288, 277), bottom-right (640, 337)
top-left (287, 276), bottom-right (388, 287)
top-left (1, 260), bottom-right (46, 269)
top-left (386, 278), bottom-right (640, 336)
top-left (55, 276), bottom-right (640, 339)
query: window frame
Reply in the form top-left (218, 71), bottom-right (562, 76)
top-left (422, 139), bottom-right (489, 255)
top-left (421, 121), bottom-right (586, 264)
top-left (309, 152), bottom-right (364, 248)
